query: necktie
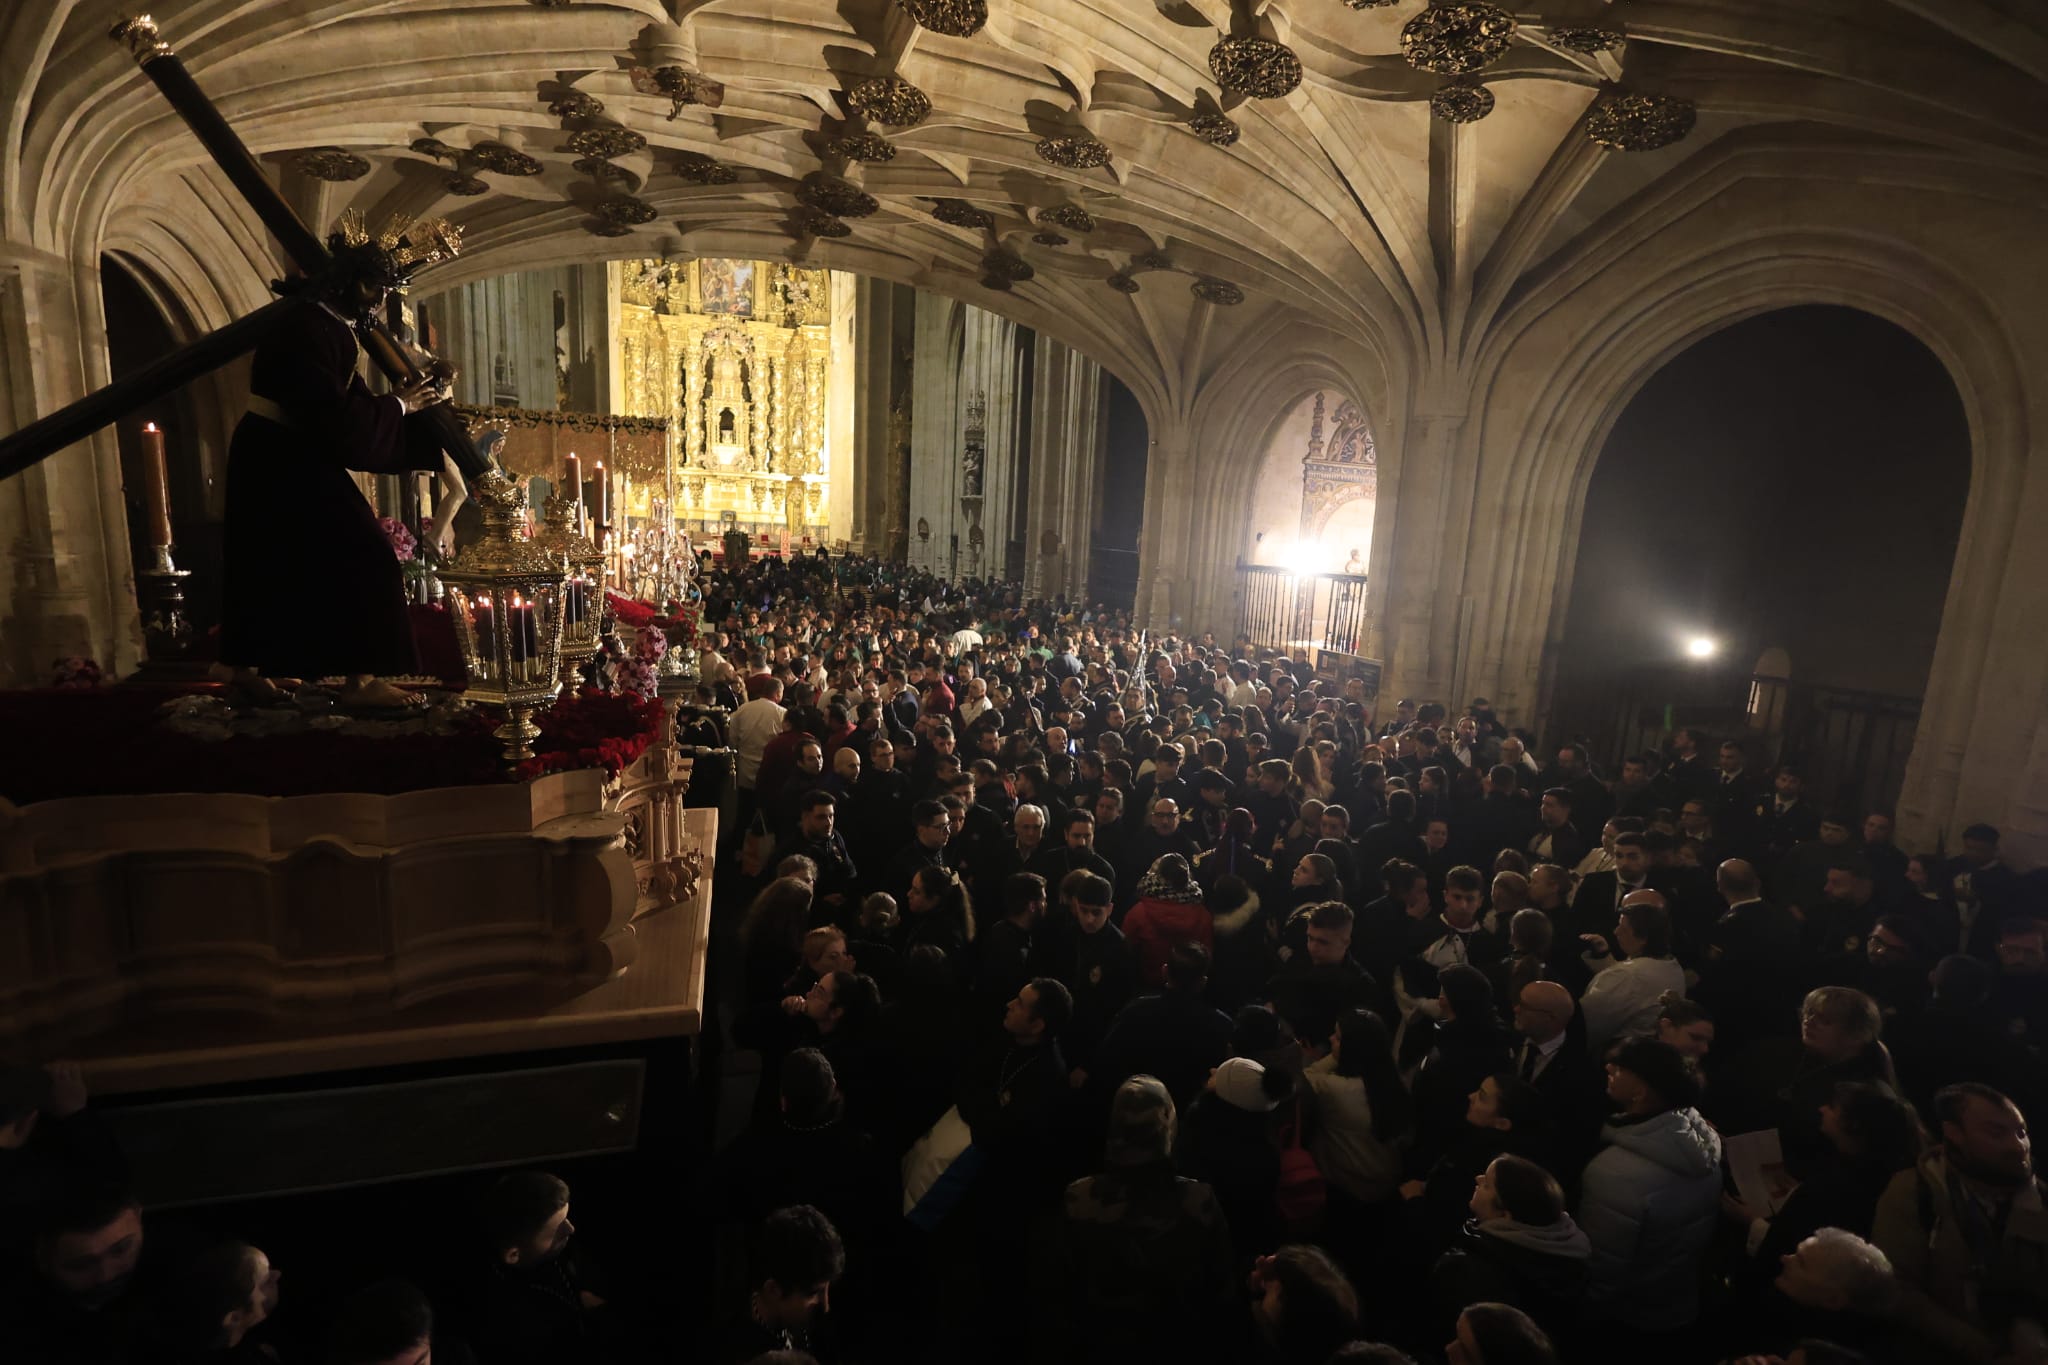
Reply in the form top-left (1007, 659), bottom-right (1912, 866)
top-left (1520, 1044), bottom-right (1539, 1082)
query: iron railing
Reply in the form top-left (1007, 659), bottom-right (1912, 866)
top-left (1235, 563), bottom-right (1370, 657)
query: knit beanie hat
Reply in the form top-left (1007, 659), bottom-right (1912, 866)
top-left (1104, 1075), bottom-right (1177, 1166)
top-left (1211, 1056), bottom-right (1281, 1113)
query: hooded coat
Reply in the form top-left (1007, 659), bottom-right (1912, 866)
top-left (1431, 1214), bottom-right (1591, 1342)
top-left (1578, 1106), bottom-right (1724, 1331)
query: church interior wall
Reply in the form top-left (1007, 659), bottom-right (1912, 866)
top-left (1437, 157), bottom-right (2048, 862)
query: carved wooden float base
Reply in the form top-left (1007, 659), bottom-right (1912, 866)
top-left (0, 768), bottom-right (715, 1089)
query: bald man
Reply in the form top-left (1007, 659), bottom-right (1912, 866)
top-left (1698, 857), bottom-right (1804, 1052)
top-left (1512, 978), bottom-right (1607, 1176)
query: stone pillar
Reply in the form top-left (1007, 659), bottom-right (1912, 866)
top-left (1373, 407), bottom-right (1466, 704)
top-left (849, 276), bottom-right (895, 553)
top-left (1024, 333), bottom-right (1104, 602)
top-left (0, 243), bottom-right (144, 685)
top-left (957, 307), bottom-right (1018, 582)
top-left (907, 292), bottom-right (960, 576)
top-left (1135, 413), bottom-right (1189, 631)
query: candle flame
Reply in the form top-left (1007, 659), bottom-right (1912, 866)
top-left (144, 422), bottom-right (159, 432)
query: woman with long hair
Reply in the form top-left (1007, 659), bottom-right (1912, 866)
top-left (1290, 743), bottom-right (1333, 805)
top-left (1305, 1009), bottom-right (1413, 1207)
top-left (738, 876), bottom-right (816, 1009)
top-left (901, 864), bottom-right (977, 966)
top-left (1288, 850), bottom-right (1345, 914)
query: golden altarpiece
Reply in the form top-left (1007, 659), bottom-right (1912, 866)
top-left (612, 258), bottom-right (833, 541)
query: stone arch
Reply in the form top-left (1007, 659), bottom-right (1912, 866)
top-left (1462, 230), bottom-right (2027, 850)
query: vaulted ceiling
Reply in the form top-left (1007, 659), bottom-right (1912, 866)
top-left (6, 0), bottom-right (2046, 413)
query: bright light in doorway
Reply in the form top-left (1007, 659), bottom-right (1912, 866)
top-left (1281, 539), bottom-right (1325, 578)
top-left (1684, 635), bottom-right (1719, 660)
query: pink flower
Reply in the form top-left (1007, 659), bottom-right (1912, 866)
top-left (376, 516), bottom-right (418, 562)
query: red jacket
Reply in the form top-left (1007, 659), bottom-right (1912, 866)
top-left (1124, 896), bottom-right (1214, 988)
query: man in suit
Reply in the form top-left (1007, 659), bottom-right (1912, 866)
top-left (1696, 858), bottom-right (1802, 1051)
top-left (1511, 980), bottom-right (1606, 1181)
top-left (1569, 832), bottom-right (1652, 949)
top-left (1656, 727), bottom-right (1717, 807)
top-left (1526, 788), bottom-right (1586, 870)
top-left (1947, 823), bottom-right (2022, 960)
top-left (1713, 739), bottom-right (1765, 852)
top-left (1543, 743), bottom-right (1614, 843)
top-left (1357, 789), bottom-right (1428, 900)
top-left (1754, 764), bottom-right (1822, 863)
top-left (1464, 763), bottom-right (1538, 868)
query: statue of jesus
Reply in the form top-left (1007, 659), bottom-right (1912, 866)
top-left (213, 216), bottom-right (459, 710)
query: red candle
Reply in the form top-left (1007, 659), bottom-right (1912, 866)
top-left (473, 595), bottom-right (495, 660)
top-left (564, 451), bottom-right (581, 502)
top-left (140, 422), bottom-right (172, 548)
top-left (594, 460), bottom-right (609, 526)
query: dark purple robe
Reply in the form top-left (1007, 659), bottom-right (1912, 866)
top-left (219, 298), bottom-right (444, 678)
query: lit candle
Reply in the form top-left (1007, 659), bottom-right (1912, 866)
top-left (510, 592), bottom-right (532, 663)
top-left (594, 460), bottom-right (608, 526)
top-left (474, 595), bottom-right (495, 660)
top-left (140, 421), bottom-right (172, 548)
top-left (564, 451), bottom-right (581, 500)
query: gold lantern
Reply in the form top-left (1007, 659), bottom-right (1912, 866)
top-left (533, 490), bottom-right (606, 676)
top-left (440, 471), bottom-right (570, 763)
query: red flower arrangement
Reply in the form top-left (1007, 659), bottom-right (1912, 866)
top-left (604, 591), bottom-right (699, 650)
top-left (512, 688), bottom-right (668, 783)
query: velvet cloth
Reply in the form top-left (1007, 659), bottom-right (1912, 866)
top-left (220, 297), bottom-right (444, 678)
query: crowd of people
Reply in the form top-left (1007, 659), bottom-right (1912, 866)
top-left (4, 551), bottom-right (2045, 1365)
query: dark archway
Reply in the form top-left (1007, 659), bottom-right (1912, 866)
top-left (1093, 374), bottom-right (1148, 610)
top-left (1554, 305), bottom-right (1969, 810)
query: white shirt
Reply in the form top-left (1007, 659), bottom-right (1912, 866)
top-left (1520, 1030), bottom-right (1568, 1082)
top-left (1579, 953), bottom-right (1688, 1051)
top-left (728, 697), bottom-right (786, 788)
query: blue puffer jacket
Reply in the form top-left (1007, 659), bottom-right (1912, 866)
top-left (1577, 1106), bottom-right (1723, 1331)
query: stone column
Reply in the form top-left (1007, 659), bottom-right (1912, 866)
top-left (847, 276), bottom-right (891, 552)
top-left (907, 292), bottom-right (960, 576)
top-left (958, 307), bottom-right (1018, 582)
top-left (1024, 334), bottom-right (1104, 602)
top-left (1135, 413), bottom-right (1189, 631)
top-left (0, 243), bottom-right (143, 684)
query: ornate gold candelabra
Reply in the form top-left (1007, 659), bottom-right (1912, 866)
top-left (440, 471), bottom-right (569, 765)
top-left (533, 489), bottom-right (605, 681)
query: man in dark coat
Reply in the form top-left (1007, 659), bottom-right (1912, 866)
top-left (220, 223), bottom-right (459, 707)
